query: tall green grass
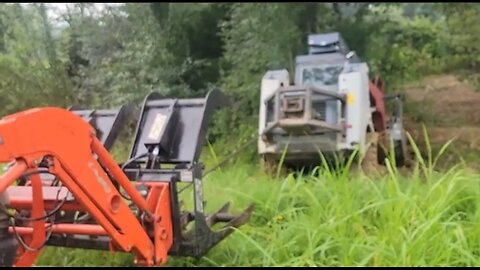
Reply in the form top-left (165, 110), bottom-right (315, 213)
top-left (36, 135), bottom-right (480, 267)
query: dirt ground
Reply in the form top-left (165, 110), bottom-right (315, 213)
top-left (402, 74), bottom-right (480, 169)
top-left (358, 74), bottom-right (480, 175)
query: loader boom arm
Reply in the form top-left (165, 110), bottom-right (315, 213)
top-left (0, 107), bottom-right (172, 266)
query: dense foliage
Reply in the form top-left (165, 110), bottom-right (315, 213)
top-left (0, 3), bottom-right (478, 142)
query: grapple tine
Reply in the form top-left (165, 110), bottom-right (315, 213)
top-left (181, 203), bottom-right (255, 258)
top-left (205, 202), bottom-right (231, 227)
top-left (221, 203), bottom-right (255, 229)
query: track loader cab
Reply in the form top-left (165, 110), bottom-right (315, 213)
top-left (258, 32), bottom-right (375, 170)
top-left (292, 32), bottom-right (361, 146)
top-left (296, 32), bottom-right (360, 89)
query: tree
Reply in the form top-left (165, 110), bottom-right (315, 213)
top-left (0, 4), bottom-right (74, 114)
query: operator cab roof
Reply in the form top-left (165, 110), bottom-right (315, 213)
top-left (304, 32), bottom-right (361, 64)
top-left (308, 32), bottom-right (349, 55)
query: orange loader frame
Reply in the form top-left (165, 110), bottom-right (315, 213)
top-left (0, 90), bottom-right (253, 267)
top-left (0, 108), bottom-right (172, 266)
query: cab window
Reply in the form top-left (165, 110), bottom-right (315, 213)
top-left (302, 65), bottom-right (343, 86)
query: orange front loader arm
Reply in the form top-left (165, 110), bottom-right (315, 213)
top-left (0, 91), bottom-right (254, 267)
top-left (0, 107), bottom-right (172, 266)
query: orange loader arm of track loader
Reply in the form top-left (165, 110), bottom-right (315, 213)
top-left (0, 107), bottom-right (172, 266)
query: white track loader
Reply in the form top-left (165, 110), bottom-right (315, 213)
top-left (258, 32), bottom-right (408, 171)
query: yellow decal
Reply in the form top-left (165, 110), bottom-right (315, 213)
top-left (148, 113), bottom-right (167, 140)
top-left (346, 92), bottom-right (355, 105)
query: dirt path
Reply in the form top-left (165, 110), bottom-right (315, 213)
top-left (402, 74), bottom-right (480, 168)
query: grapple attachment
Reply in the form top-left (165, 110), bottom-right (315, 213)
top-left (123, 89), bottom-right (254, 257)
top-left (68, 105), bottom-right (133, 150)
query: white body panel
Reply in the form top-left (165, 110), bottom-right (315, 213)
top-left (258, 69), bottom-right (290, 154)
top-left (338, 63), bottom-right (371, 151)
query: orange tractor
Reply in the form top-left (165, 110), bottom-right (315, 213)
top-left (0, 90), bottom-right (254, 267)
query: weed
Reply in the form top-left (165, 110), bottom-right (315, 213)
top-left (33, 137), bottom-right (480, 267)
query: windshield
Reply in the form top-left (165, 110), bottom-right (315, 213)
top-left (302, 65), bottom-right (343, 87)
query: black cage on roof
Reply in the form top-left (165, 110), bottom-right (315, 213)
top-left (308, 32), bottom-right (350, 56)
